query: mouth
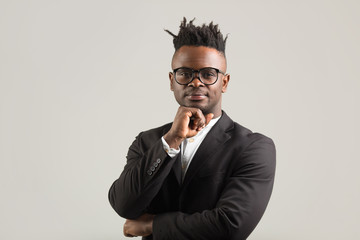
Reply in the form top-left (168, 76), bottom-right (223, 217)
top-left (185, 91), bottom-right (207, 101)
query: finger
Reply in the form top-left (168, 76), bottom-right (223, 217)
top-left (189, 116), bottom-right (197, 130)
top-left (196, 113), bottom-right (214, 131)
top-left (193, 118), bottom-right (205, 131)
top-left (191, 109), bottom-right (205, 129)
top-left (124, 228), bottom-right (136, 238)
top-left (192, 117), bottom-right (203, 130)
top-left (123, 221), bottom-right (134, 237)
top-left (123, 222), bottom-right (127, 236)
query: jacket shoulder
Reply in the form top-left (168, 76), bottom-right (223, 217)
top-left (228, 121), bottom-right (276, 178)
top-left (220, 111), bottom-right (274, 147)
top-left (231, 122), bottom-right (274, 147)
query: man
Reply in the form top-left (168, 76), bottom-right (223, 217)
top-left (109, 18), bottom-right (276, 240)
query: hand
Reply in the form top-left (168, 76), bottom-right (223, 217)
top-left (164, 107), bottom-right (214, 149)
top-left (124, 213), bottom-right (155, 237)
top-left (123, 213), bottom-right (154, 238)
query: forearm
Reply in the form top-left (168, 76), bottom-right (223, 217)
top-left (152, 137), bottom-right (276, 240)
top-left (153, 209), bottom-right (230, 240)
top-left (152, 179), bottom-right (274, 240)
top-left (109, 136), bottom-right (176, 219)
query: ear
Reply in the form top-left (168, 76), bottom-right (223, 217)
top-left (169, 72), bottom-right (175, 91)
top-left (221, 74), bottom-right (230, 93)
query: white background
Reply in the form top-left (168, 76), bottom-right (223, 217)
top-left (1, 0), bottom-right (359, 239)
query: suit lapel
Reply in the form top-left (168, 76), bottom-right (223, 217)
top-left (181, 112), bottom-right (234, 189)
top-left (172, 153), bottom-right (182, 185)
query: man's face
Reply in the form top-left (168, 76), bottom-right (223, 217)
top-left (169, 46), bottom-right (230, 117)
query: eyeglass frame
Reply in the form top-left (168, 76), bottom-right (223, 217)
top-left (172, 67), bottom-right (227, 86)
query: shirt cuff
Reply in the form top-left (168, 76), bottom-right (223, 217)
top-left (161, 136), bottom-right (180, 158)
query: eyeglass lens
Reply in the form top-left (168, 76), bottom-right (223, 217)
top-left (175, 68), bottom-right (218, 85)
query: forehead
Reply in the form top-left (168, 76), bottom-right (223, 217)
top-left (171, 46), bottom-right (226, 70)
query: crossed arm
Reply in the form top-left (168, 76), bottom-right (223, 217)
top-left (108, 108), bottom-right (276, 239)
top-left (123, 213), bottom-right (154, 237)
top-left (109, 135), bottom-right (275, 239)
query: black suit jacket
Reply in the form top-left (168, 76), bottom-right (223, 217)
top-left (109, 112), bottom-right (276, 240)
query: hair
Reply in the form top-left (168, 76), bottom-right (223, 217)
top-left (165, 17), bottom-right (228, 56)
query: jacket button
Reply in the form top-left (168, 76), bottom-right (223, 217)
top-left (154, 162), bottom-right (158, 167)
top-left (147, 170), bottom-right (153, 175)
top-left (150, 166), bottom-right (155, 171)
top-left (156, 158), bottom-right (161, 163)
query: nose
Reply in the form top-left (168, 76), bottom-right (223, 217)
top-left (188, 73), bottom-right (204, 87)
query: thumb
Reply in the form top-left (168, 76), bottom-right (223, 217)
top-left (205, 113), bottom-right (214, 126)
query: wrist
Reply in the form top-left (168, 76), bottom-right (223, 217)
top-left (163, 132), bottom-right (184, 149)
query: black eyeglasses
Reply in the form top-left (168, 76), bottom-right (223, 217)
top-left (172, 67), bottom-right (226, 85)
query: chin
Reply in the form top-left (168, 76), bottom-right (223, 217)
top-left (184, 103), bottom-right (208, 114)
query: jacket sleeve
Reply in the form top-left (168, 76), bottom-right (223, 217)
top-left (152, 136), bottom-right (276, 240)
top-left (108, 132), bottom-right (177, 219)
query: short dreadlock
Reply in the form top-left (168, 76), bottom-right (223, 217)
top-left (165, 17), bottom-right (228, 56)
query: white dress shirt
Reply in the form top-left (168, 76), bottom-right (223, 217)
top-left (161, 116), bottom-right (221, 181)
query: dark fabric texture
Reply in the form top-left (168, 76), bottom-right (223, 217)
top-left (109, 111), bottom-right (276, 240)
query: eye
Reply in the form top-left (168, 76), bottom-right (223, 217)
top-left (201, 69), bottom-right (217, 78)
top-left (181, 72), bottom-right (192, 77)
top-left (177, 69), bottom-right (192, 78)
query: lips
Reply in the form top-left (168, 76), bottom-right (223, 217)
top-left (186, 91), bottom-right (207, 101)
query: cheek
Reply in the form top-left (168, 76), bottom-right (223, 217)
top-left (172, 87), bottom-right (184, 99)
top-left (209, 86), bottom-right (223, 97)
